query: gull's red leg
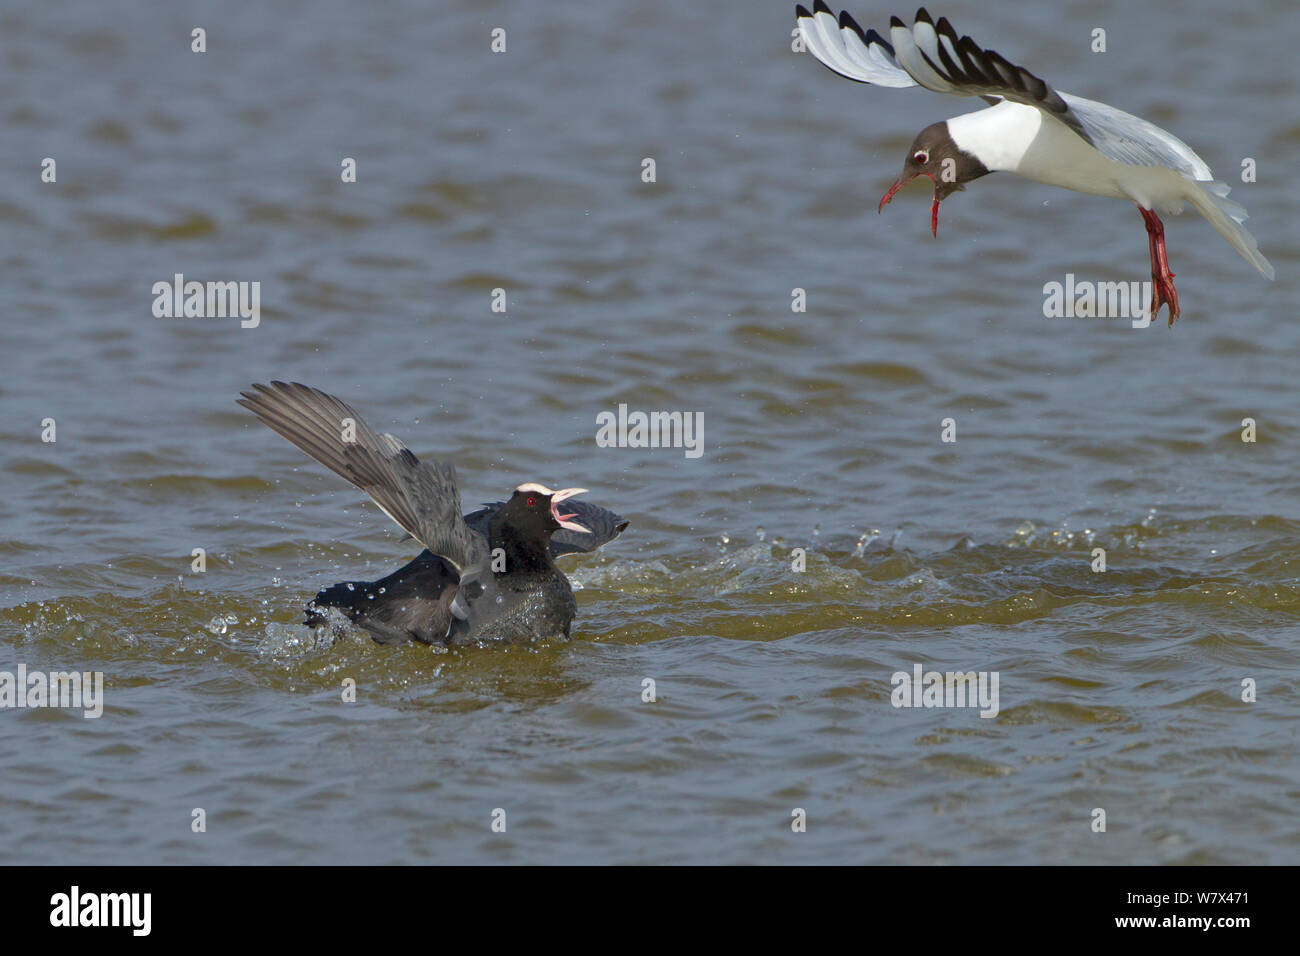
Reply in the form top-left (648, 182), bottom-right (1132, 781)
top-left (1140, 207), bottom-right (1180, 326)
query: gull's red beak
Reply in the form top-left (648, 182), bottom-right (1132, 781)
top-left (879, 173), bottom-right (942, 237)
top-left (878, 175), bottom-right (915, 214)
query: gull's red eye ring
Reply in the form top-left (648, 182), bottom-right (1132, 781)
top-left (913, 150), bottom-right (929, 165)
top-left (527, 496), bottom-right (536, 507)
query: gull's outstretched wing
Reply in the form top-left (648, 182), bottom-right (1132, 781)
top-left (796, 2), bottom-right (917, 87)
top-left (1060, 92), bottom-right (1212, 181)
top-left (799, 5), bottom-right (1091, 142)
top-left (888, 8), bottom-right (1091, 141)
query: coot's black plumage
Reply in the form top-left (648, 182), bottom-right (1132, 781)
top-left (238, 382), bottom-right (628, 646)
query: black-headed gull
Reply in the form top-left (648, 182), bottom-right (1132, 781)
top-left (795, 3), bottom-right (1274, 324)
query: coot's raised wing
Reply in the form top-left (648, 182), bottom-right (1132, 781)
top-left (239, 381), bottom-right (487, 575)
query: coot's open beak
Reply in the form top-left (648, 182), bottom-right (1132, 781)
top-left (549, 487), bottom-right (590, 533)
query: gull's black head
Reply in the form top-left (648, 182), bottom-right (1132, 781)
top-left (492, 483), bottom-right (591, 542)
top-left (878, 121), bottom-right (991, 236)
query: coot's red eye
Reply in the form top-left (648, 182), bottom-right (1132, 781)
top-left (527, 496), bottom-right (536, 507)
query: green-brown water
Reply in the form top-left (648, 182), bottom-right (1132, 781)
top-left (1, 0), bottom-right (1298, 864)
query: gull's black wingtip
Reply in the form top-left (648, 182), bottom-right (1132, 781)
top-left (795, 3), bottom-right (813, 18)
top-left (915, 7), bottom-right (934, 25)
top-left (889, 15), bottom-right (906, 28)
top-left (812, 0), bottom-right (834, 15)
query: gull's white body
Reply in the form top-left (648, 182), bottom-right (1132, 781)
top-left (948, 101), bottom-right (1179, 207)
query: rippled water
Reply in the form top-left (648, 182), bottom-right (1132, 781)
top-left (2, 0), bottom-right (1298, 864)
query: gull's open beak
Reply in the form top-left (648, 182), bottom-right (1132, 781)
top-left (549, 487), bottom-right (590, 533)
top-left (878, 174), bottom-right (916, 214)
top-left (879, 174), bottom-right (942, 237)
